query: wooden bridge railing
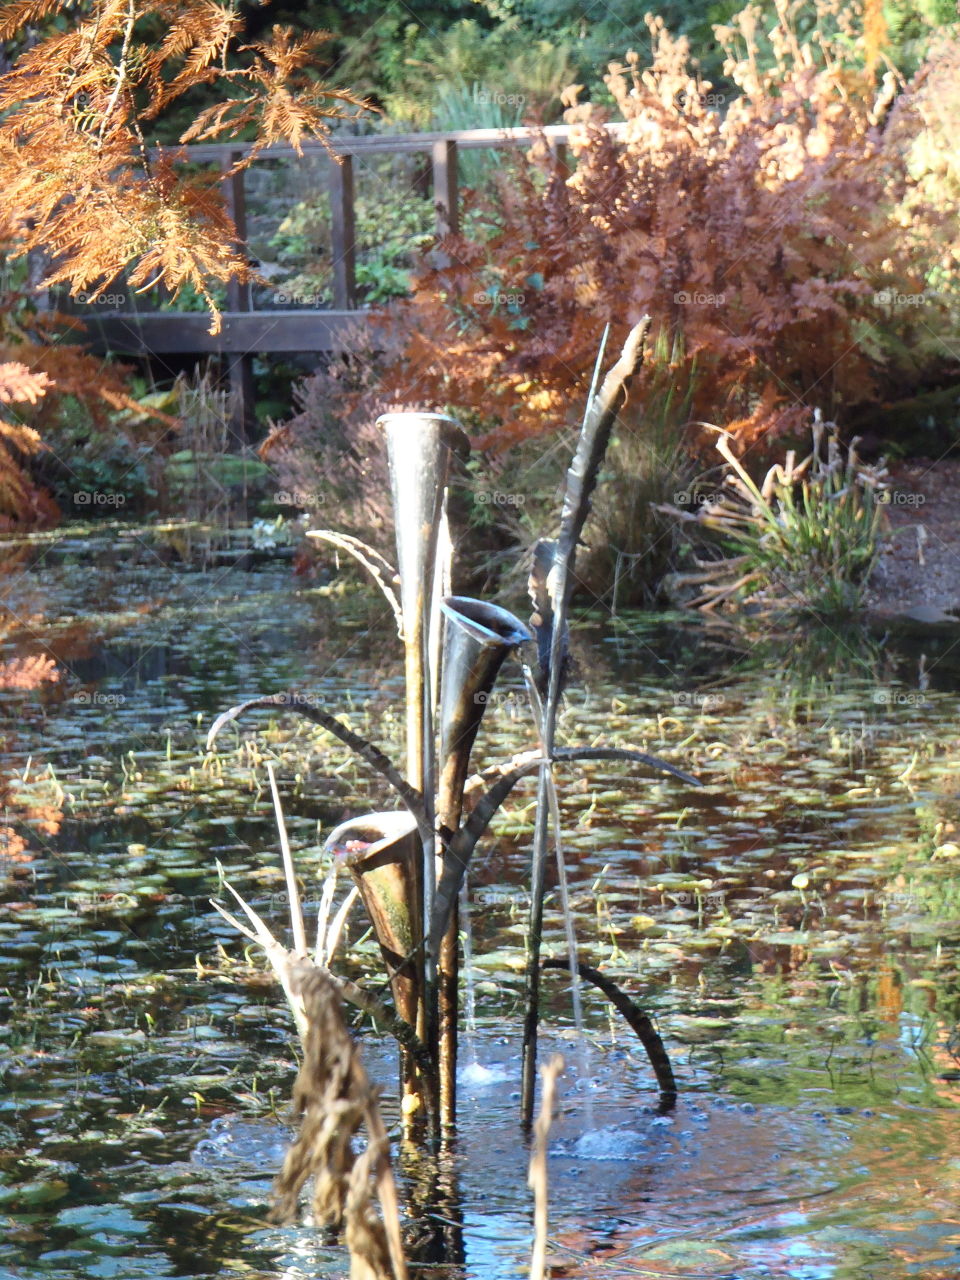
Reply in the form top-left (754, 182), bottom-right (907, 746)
top-left (57, 122), bottom-right (625, 435)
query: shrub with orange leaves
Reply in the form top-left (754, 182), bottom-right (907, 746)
top-left (0, 347), bottom-right (55, 524)
top-left (0, 363), bottom-right (50, 406)
top-left (371, 0), bottom-right (956, 457)
top-left (0, 653), bottom-right (59, 690)
top-left (0, 281), bottom-right (189, 525)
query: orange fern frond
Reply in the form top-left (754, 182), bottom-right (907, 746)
top-left (245, 27), bottom-right (337, 78)
top-left (0, 654), bottom-right (59, 690)
top-left (144, 1), bottom-right (244, 113)
top-left (0, 0), bottom-right (68, 41)
top-left (179, 96), bottom-right (259, 143)
top-left (0, 363), bottom-right (51, 404)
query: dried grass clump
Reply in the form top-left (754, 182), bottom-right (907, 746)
top-left (660, 412), bottom-right (889, 615)
top-left (272, 964), bottom-right (408, 1280)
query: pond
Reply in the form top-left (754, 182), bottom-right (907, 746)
top-left (1, 524), bottom-right (959, 1280)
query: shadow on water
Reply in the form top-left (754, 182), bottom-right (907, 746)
top-left (0, 530), bottom-right (959, 1278)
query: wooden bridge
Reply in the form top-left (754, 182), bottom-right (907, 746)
top-left (60, 122), bottom-right (623, 434)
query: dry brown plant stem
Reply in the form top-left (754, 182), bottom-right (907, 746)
top-left (272, 964), bottom-right (409, 1280)
top-left (528, 1054), bottom-right (564, 1280)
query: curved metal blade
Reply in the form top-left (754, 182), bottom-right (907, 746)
top-left (205, 691), bottom-right (430, 841)
top-left (430, 745), bottom-right (700, 949)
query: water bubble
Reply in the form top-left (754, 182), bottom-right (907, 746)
top-left (568, 1127), bottom-right (649, 1160)
top-left (460, 1061), bottom-right (510, 1087)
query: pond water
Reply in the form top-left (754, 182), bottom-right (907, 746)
top-left (1, 525), bottom-right (959, 1280)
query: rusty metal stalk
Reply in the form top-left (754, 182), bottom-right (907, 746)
top-left (378, 413), bottom-right (469, 1131)
top-left (435, 597), bottom-right (532, 1133)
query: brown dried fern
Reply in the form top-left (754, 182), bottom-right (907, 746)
top-left (364, 0), bottom-right (944, 457)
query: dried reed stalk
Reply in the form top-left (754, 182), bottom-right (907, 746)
top-left (528, 1054), bottom-right (564, 1280)
top-left (272, 963), bottom-right (409, 1280)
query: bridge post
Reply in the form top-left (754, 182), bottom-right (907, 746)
top-left (431, 138), bottom-right (459, 261)
top-left (551, 140), bottom-right (571, 179)
top-left (222, 149), bottom-right (255, 445)
top-left (330, 154), bottom-right (357, 311)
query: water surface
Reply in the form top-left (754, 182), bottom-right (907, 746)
top-left (1, 526), bottom-right (958, 1279)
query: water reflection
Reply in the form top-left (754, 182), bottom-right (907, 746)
top-left (0, 533), bottom-right (958, 1278)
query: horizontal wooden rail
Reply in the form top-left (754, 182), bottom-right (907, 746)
top-left (86, 310), bottom-right (363, 354)
top-left (177, 122), bottom-right (626, 162)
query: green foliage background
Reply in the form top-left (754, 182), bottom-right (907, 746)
top-left (140, 0), bottom-right (960, 140)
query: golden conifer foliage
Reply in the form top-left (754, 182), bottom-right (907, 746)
top-left (0, 640), bottom-right (61, 870)
top-left (0, 652), bottom-right (59, 690)
top-left (863, 0), bottom-right (888, 82)
top-left (0, 0), bottom-right (370, 332)
top-left (0, 363), bottom-right (50, 406)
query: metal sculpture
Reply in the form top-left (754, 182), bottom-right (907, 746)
top-left (207, 323), bottom-right (696, 1144)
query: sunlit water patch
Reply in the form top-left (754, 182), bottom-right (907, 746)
top-left (120, 1035), bottom-right (960, 1280)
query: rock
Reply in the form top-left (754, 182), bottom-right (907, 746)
top-left (901, 604), bottom-right (959, 624)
